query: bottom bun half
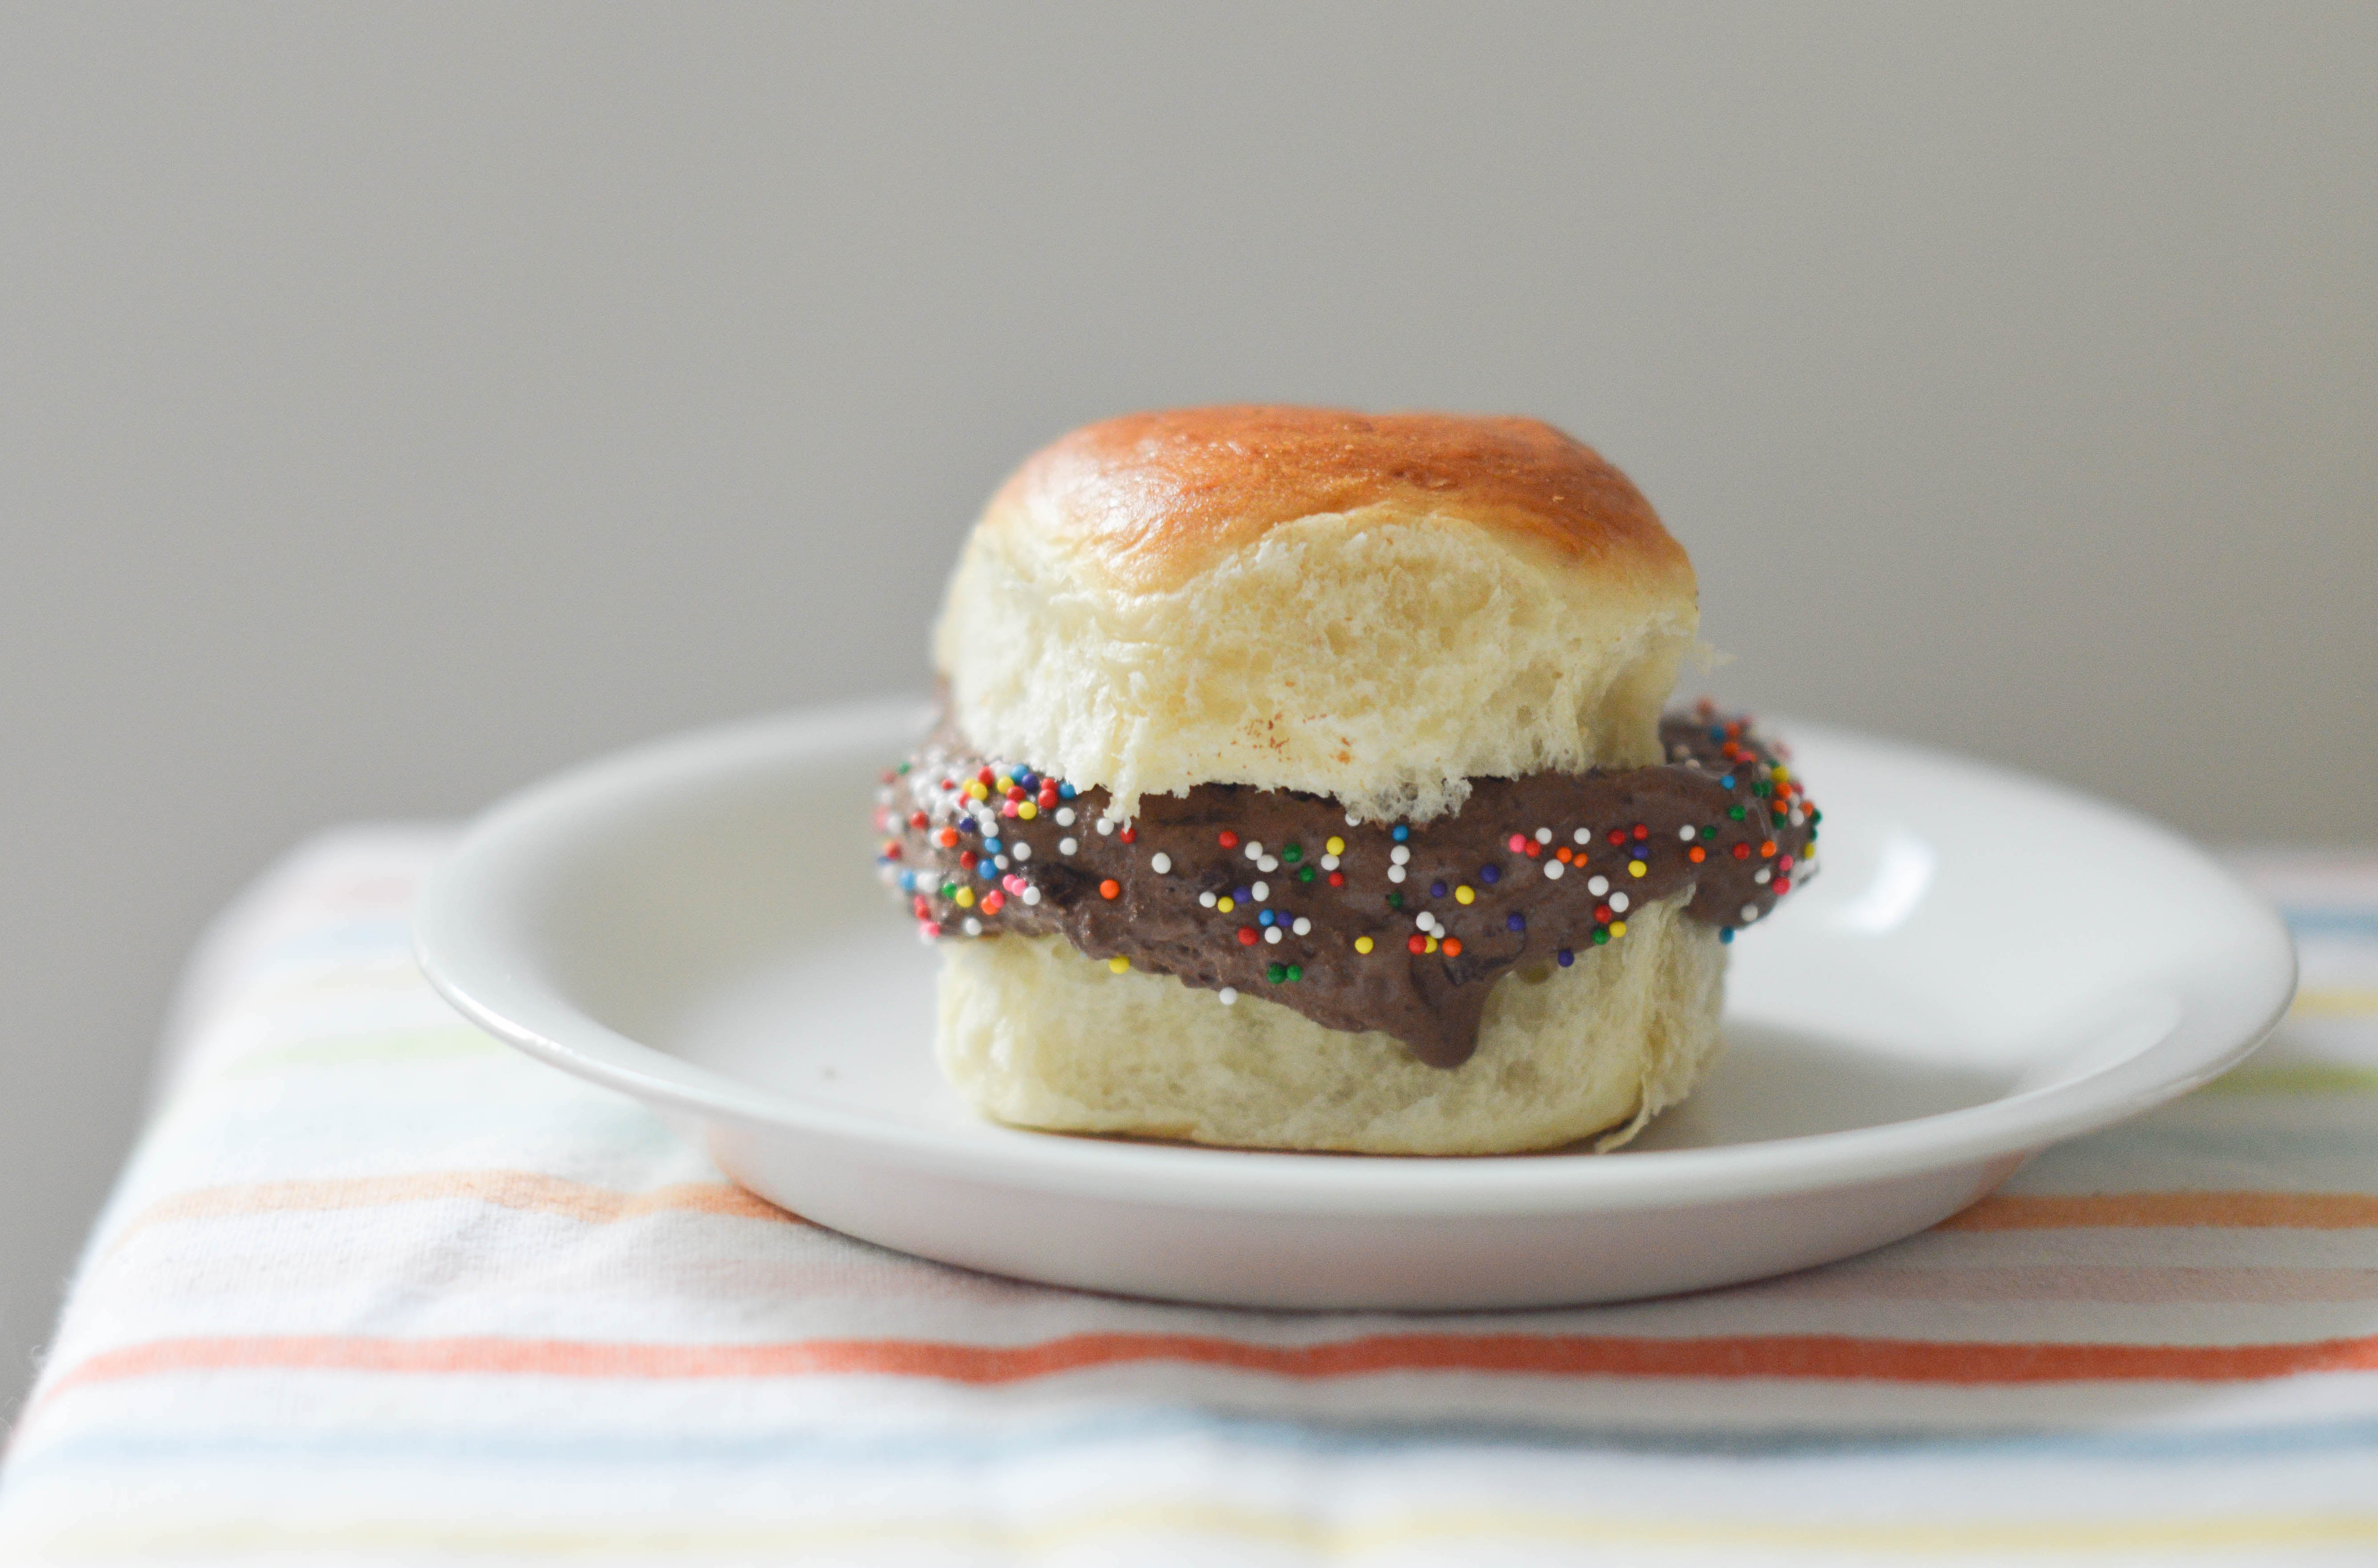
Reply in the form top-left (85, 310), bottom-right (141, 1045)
top-left (934, 895), bottom-right (1726, 1156)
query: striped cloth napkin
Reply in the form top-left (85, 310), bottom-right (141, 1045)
top-left (2, 830), bottom-right (2373, 1565)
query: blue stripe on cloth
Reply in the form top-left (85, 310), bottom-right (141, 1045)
top-left (2281, 910), bottom-right (2378, 939)
top-left (16, 1409), bottom-right (2378, 1476)
top-left (244, 918), bottom-right (422, 968)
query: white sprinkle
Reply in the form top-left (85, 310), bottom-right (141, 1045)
top-left (1096, 818), bottom-right (1115, 836)
top-left (1021, 886), bottom-right (1042, 906)
top-left (1198, 890), bottom-right (1218, 908)
top-left (994, 855), bottom-right (1009, 870)
top-left (1679, 825), bottom-right (1697, 841)
top-left (1291, 916), bottom-right (1312, 936)
top-left (1389, 845), bottom-right (1411, 866)
top-left (1320, 854), bottom-right (1340, 871)
top-left (1609, 891), bottom-right (1630, 913)
top-left (1012, 842), bottom-right (1031, 861)
top-left (962, 917), bottom-right (982, 936)
top-left (1387, 864), bottom-right (1406, 884)
top-left (1218, 986), bottom-right (1238, 1006)
top-left (1755, 867), bottom-right (1772, 885)
top-left (1059, 837), bottom-right (1079, 856)
top-left (1535, 827), bottom-right (1553, 844)
top-left (1587, 875), bottom-right (1610, 896)
top-left (1573, 828), bottom-right (1592, 845)
top-left (1244, 840), bottom-right (1264, 860)
top-left (1345, 812), bottom-right (1362, 826)
top-left (1264, 925), bottom-right (1283, 944)
top-left (1150, 852), bottom-right (1173, 874)
top-left (1414, 913), bottom-right (1433, 931)
top-left (1789, 809), bottom-right (1805, 826)
top-left (1258, 855), bottom-right (1279, 873)
top-left (1741, 903), bottom-right (1761, 922)
top-left (1252, 881), bottom-right (1270, 902)
top-left (1544, 859), bottom-right (1565, 880)
top-left (1054, 807), bottom-right (1076, 826)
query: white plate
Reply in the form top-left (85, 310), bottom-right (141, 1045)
top-left (414, 699), bottom-right (2295, 1309)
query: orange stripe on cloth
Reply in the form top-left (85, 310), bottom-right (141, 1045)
top-left (1943, 1192), bottom-right (2378, 1231)
top-left (105, 1171), bottom-right (798, 1252)
top-left (35, 1330), bottom-right (2378, 1415)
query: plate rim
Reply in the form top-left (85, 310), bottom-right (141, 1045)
top-left (414, 695), bottom-right (2298, 1218)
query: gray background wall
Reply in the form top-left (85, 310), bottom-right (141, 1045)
top-left (3, 3), bottom-right (2373, 1419)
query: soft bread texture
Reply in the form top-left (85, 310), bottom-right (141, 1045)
top-left (935, 407), bottom-right (1699, 824)
top-left (936, 895), bottom-right (1726, 1155)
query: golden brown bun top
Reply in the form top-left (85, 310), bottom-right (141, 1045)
top-left (985, 405), bottom-right (1692, 591)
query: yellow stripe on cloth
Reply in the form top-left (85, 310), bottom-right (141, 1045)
top-left (2293, 987), bottom-right (2378, 1018)
top-left (29, 1505), bottom-right (2378, 1561)
top-left (103, 1170), bottom-right (799, 1256)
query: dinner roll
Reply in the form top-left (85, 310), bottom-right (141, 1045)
top-left (936, 893), bottom-right (1725, 1155)
top-left (933, 406), bottom-right (1700, 825)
